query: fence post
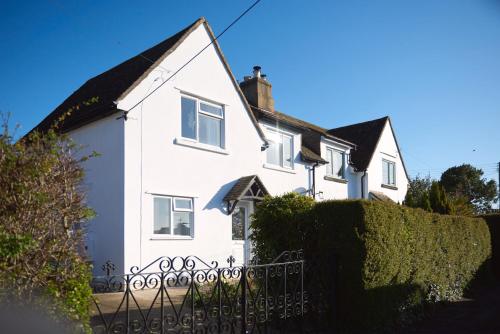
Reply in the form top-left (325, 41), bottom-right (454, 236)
top-left (218, 268), bottom-right (222, 331)
top-left (191, 270), bottom-right (195, 332)
top-left (160, 272), bottom-right (164, 334)
top-left (241, 265), bottom-right (247, 334)
top-left (126, 274), bottom-right (130, 334)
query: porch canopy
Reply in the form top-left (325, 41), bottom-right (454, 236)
top-left (223, 175), bottom-right (269, 214)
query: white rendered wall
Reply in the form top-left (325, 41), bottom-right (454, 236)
top-left (366, 122), bottom-right (408, 203)
top-left (68, 115), bottom-right (125, 275)
top-left (119, 23), bottom-right (270, 272)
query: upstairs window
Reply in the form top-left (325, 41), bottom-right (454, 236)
top-left (181, 96), bottom-right (225, 148)
top-left (154, 196), bottom-right (193, 237)
top-left (266, 129), bottom-right (293, 169)
top-left (326, 148), bottom-right (345, 179)
top-left (382, 159), bottom-right (396, 186)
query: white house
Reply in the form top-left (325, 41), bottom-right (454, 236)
top-left (32, 18), bottom-right (409, 275)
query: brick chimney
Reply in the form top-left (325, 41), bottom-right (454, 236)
top-left (240, 66), bottom-right (275, 112)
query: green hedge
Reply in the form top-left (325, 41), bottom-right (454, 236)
top-left (251, 194), bottom-right (491, 329)
top-left (480, 214), bottom-right (500, 279)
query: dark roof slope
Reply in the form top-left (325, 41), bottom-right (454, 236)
top-left (328, 117), bottom-right (388, 171)
top-left (33, 18), bottom-right (203, 134)
top-left (31, 18), bottom-right (266, 142)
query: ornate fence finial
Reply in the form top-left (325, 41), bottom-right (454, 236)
top-left (227, 255), bottom-right (236, 268)
top-left (102, 260), bottom-right (115, 276)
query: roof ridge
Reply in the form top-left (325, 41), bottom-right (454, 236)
top-left (329, 116), bottom-right (389, 132)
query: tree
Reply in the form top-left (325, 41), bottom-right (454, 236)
top-left (429, 181), bottom-right (453, 214)
top-left (404, 175), bottom-right (432, 209)
top-left (440, 164), bottom-right (498, 214)
top-left (404, 176), bottom-right (453, 214)
top-left (0, 113), bottom-right (96, 330)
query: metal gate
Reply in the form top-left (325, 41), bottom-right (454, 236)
top-left (90, 251), bottom-right (307, 333)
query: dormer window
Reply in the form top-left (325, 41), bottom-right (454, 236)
top-left (265, 129), bottom-right (293, 169)
top-left (326, 148), bottom-right (345, 179)
top-left (181, 96), bottom-right (225, 148)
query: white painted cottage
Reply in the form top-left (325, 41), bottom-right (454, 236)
top-left (32, 18), bottom-right (409, 275)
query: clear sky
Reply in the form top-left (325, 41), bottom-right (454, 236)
top-left (1, 0), bottom-right (499, 181)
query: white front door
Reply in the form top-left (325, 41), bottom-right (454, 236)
top-left (231, 201), bottom-right (252, 265)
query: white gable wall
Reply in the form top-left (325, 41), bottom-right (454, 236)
top-left (118, 23), bottom-right (276, 272)
top-left (366, 121), bottom-right (408, 203)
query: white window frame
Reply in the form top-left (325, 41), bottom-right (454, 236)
top-left (264, 127), bottom-right (294, 170)
top-left (181, 95), bottom-right (225, 149)
top-left (382, 159), bottom-right (396, 186)
top-left (153, 195), bottom-right (194, 238)
top-left (326, 147), bottom-right (346, 179)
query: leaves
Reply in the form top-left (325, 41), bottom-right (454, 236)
top-left (0, 113), bottom-right (94, 330)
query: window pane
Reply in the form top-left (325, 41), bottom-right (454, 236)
top-left (266, 139), bottom-right (280, 165)
top-left (173, 211), bottom-right (192, 236)
top-left (200, 103), bottom-right (223, 117)
top-left (232, 207), bottom-right (245, 240)
top-left (326, 149), bottom-right (333, 175)
top-left (282, 135), bottom-right (293, 168)
top-left (154, 198), bottom-right (171, 234)
top-left (181, 97), bottom-right (197, 139)
top-left (332, 150), bottom-right (344, 178)
top-left (199, 114), bottom-right (222, 147)
top-left (389, 163), bottom-right (395, 185)
top-left (174, 198), bottom-right (192, 211)
top-left (382, 161), bottom-right (389, 184)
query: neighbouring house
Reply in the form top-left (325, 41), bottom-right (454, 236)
top-left (31, 18), bottom-right (409, 275)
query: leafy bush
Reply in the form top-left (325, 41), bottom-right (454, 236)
top-left (480, 213), bottom-right (500, 279)
top-left (251, 194), bottom-right (491, 330)
top-left (0, 115), bottom-right (95, 331)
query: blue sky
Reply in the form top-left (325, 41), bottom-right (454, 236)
top-left (1, 0), bottom-right (499, 181)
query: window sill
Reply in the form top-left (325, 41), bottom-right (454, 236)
top-left (262, 163), bottom-right (296, 174)
top-left (381, 184), bottom-right (398, 190)
top-left (174, 137), bottom-right (229, 155)
top-left (324, 176), bottom-right (348, 184)
top-left (150, 235), bottom-right (193, 240)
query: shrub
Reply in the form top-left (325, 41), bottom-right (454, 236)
top-left (0, 115), bottom-right (95, 331)
top-left (480, 213), bottom-right (500, 279)
top-left (251, 195), bottom-right (491, 330)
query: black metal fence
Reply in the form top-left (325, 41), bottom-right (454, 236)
top-left (90, 251), bottom-right (307, 333)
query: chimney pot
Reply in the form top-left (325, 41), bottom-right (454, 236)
top-left (253, 66), bottom-right (262, 78)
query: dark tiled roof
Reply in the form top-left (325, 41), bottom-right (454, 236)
top-left (328, 117), bottom-right (388, 171)
top-left (301, 146), bottom-right (327, 164)
top-left (223, 175), bottom-right (269, 202)
top-left (32, 18), bottom-right (203, 134)
top-left (250, 106), bottom-right (354, 163)
top-left (31, 18), bottom-right (266, 142)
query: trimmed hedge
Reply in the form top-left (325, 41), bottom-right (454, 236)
top-left (251, 194), bottom-right (491, 329)
top-left (480, 214), bottom-right (500, 279)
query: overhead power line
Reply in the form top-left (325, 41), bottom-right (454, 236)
top-left (121, 0), bottom-right (262, 118)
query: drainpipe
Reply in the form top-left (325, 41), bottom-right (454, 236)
top-left (312, 162), bottom-right (319, 199)
top-left (361, 171), bottom-right (367, 199)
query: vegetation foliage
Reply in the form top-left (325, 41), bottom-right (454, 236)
top-left (0, 113), bottom-right (96, 331)
top-left (480, 213), bottom-right (500, 280)
top-left (251, 193), bottom-right (491, 330)
top-left (404, 163), bottom-right (497, 216)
